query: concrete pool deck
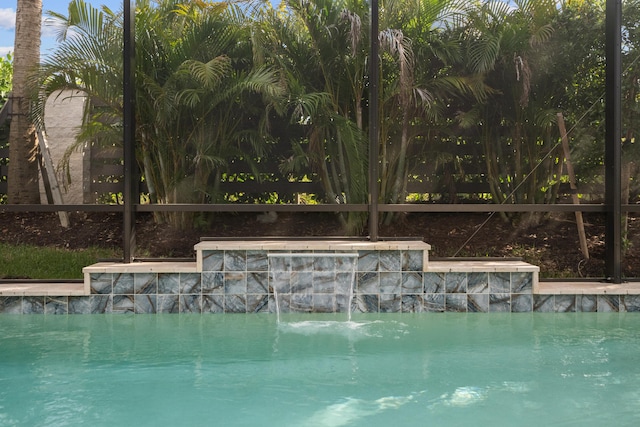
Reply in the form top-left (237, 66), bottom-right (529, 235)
top-left (1, 241), bottom-right (640, 313)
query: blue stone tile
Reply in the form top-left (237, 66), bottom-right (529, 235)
top-left (357, 272), bottom-right (379, 294)
top-left (335, 271), bottom-right (356, 295)
top-left (158, 273), bottom-right (180, 294)
top-left (180, 273), bottom-right (201, 294)
top-left (135, 295), bottom-right (157, 314)
top-left (512, 294), bottom-right (533, 312)
top-left (291, 294), bottom-right (312, 312)
top-left (598, 295), bottom-right (620, 312)
top-left (489, 272), bottom-right (510, 293)
top-left (554, 295), bottom-right (576, 312)
top-left (379, 251), bottom-right (401, 272)
top-left (401, 272), bottom-right (423, 294)
top-left (313, 256), bottom-right (335, 272)
top-left (380, 294), bottom-right (401, 313)
top-left (358, 251), bottom-right (379, 272)
top-left (157, 295), bottom-right (179, 313)
top-left (69, 296), bottom-right (110, 314)
top-left (489, 293), bottom-right (510, 312)
top-left (576, 295), bottom-right (597, 312)
top-left (224, 251), bottom-right (246, 271)
top-left (354, 294), bottom-right (379, 313)
top-left (533, 295), bottom-right (554, 312)
top-left (202, 295), bottom-right (224, 313)
top-left (270, 293), bottom-right (291, 313)
top-left (380, 272), bottom-right (402, 294)
top-left (90, 273), bottom-right (112, 294)
top-left (225, 295), bottom-right (247, 313)
top-left (291, 256), bottom-right (314, 271)
top-left (622, 295), bottom-right (640, 312)
top-left (401, 295), bottom-right (423, 312)
top-left (246, 251), bottom-right (268, 271)
top-left (424, 273), bottom-right (445, 293)
top-left (113, 273), bottom-right (134, 294)
top-left (88, 295), bottom-right (111, 314)
top-left (269, 255), bottom-right (290, 272)
top-left (224, 272), bottom-right (246, 294)
top-left (291, 271), bottom-right (313, 294)
top-left (45, 297), bottom-right (68, 315)
top-left (424, 294), bottom-right (445, 312)
top-left (270, 272), bottom-right (291, 293)
top-left (312, 271), bottom-right (336, 294)
top-left (313, 294), bottom-right (336, 313)
top-left (134, 273), bottom-right (157, 294)
top-left (247, 295), bottom-right (269, 313)
top-left (511, 273), bottom-right (533, 293)
top-left (468, 294), bottom-right (489, 312)
top-left (22, 297), bottom-right (44, 314)
top-left (68, 297), bottom-right (91, 314)
top-left (247, 272), bottom-right (269, 293)
top-left (402, 250), bottom-right (423, 271)
top-left (112, 295), bottom-right (135, 314)
top-left (445, 294), bottom-right (467, 312)
top-left (202, 250), bottom-right (223, 271)
top-left (445, 273), bottom-right (467, 293)
top-left (336, 294), bottom-right (354, 313)
top-left (180, 295), bottom-right (202, 313)
top-left (201, 272), bottom-right (224, 294)
top-left (335, 255), bottom-right (357, 272)
top-left (467, 273), bottom-right (488, 294)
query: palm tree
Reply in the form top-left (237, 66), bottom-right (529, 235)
top-left (376, 0), bottom-right (489, 222)
top-left (8, 0), bottom-right (42, 204)
top-left (134, 0), bottom-right (284, 227)
top-left (458, 0), bottom-right (558, 223)
top-left (34, 0), bottom-right (283, 228)
top-left (254, 0), bottom-right (369, 233)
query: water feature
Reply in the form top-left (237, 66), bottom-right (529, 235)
top-left (268, 252), bottom-right (358, 320)
top-left (2, 313), bottom-right (640, 426)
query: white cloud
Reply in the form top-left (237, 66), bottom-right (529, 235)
top-left (0, 8), bottom-right (16, 30)
top-left (0, 47), bottom-right (13, 57)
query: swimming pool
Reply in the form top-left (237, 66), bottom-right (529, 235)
top-left (1, 313), bottom-right (639, 426)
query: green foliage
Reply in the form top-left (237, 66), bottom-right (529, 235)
top-left (0, 53), bottom-right (11, 107)
top-left (35, 0), bottom-right (284, 229)
top-left (28, 0), bottom-right (633, 231)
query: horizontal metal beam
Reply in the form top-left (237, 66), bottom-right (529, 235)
top-left (377, 204), bottom-right (609, 213)
top-left (2, 203), bottom-right (628, 214)
top-left (135, 203), bottom-right (610, 213)
top-left (0, 204), bottom-right (125, 212)
top-left (134, 203), bottom-right (369, 212)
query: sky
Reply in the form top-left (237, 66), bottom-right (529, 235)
top-left (0, 0), bottom-right (121, 57)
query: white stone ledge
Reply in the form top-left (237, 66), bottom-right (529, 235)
top-left (426, 260), bottom-right (540, 273)
top-left (0, 283), bottom-right (87, 296)
top-left (536, 281), bottom-right (640, 295)
top-left (194, 240), bottom-right (431, 251)
top-left (82, 262), bottom-right (198, 274)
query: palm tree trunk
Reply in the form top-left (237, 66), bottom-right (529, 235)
top-left (7, 0), bottom-right (42, 204)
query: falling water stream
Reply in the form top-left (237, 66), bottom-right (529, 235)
top-left (268, 252), bottom-right (358, 322)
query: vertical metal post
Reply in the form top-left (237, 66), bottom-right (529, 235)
top-left (123, 0), bottom-right (137, 262)
top-left (368, 0), bottom-right (379, 241)
top-left (605, 0), bottom-right (622, 282)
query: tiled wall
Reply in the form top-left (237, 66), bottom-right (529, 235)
top-left (2, 249), bottom-right (640, 314)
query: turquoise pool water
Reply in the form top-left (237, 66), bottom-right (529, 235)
top-left (1, 313), bottom-right (639, 426)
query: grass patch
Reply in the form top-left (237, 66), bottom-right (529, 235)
top-left (0, 243), bottom-right (119, 280)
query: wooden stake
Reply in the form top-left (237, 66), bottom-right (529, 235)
top-left (557, 113), bottom-right (589, 259)
top-left (37, 130), bottom-right (70, 228)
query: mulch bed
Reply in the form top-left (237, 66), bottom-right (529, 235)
top-left (2, 210), bottom-right (639, 278)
